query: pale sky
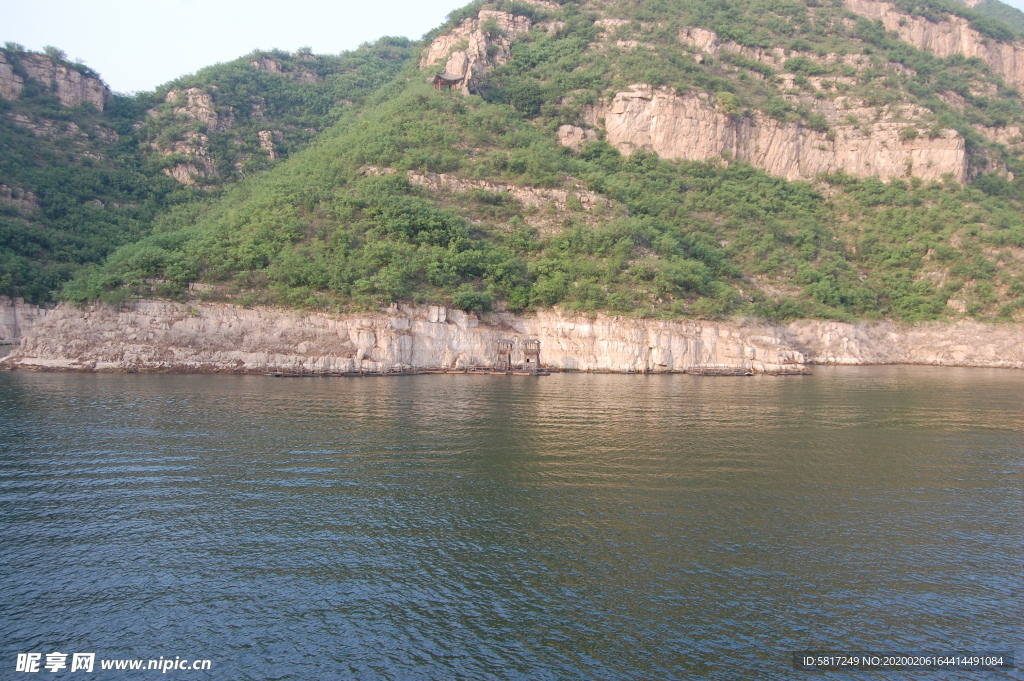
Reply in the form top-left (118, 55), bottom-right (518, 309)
top-left (3, 0), bottom-right (1024, 94)
top-left (1, 0), bottom-right (465, 93)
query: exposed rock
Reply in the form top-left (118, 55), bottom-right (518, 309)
top-left (0, 53), bottom-right (24, 100)
top-left (5, 300), bottom-right (1024, 374)
top-left (159, 131), bottom-right (217, 185)
top-left (785, 319), bottom-right (1024, 367)
top-left (588, 85), bottom-right (967, 183)
top-left (679, 27), bottom-right (902, 74)
top-left (249, 56), bottom-right (321, 83)
top-left (0, 301), bottom-right (805, 374)
top-left (18, 54), bottom-right (109, 110)
top-left (595, 18), bottom-right (630, 33)
top-left (679, 27), bottom-right (721, 58)
top-left (250, 57), bottom-right (282, 74)
top-left (541, 20), bottom-right (566, 36)
top-left (556, 124), bottom-right (598, 151)
top-left (843, 0), bottom-right (1024, 90)
top-left (406, 170), bottom-right (618, 232)
top-left (0, 184), bottom-right (38, 214)
top-left (975, 124), bottom-right (1024, 149)
top-left (166, 87), bottom-right (233, 130)
top-left (421, 10), bottom-right (532, 94)
top-left (0, 296), bottom-right (47, 346)
top-left (258, 130), bottom-right (277, 160)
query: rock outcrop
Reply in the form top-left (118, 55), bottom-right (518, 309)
top-left (679, 27), bottom-right (910, 75)
top-left (166, 87), bottom-right (233, 131)
top-left (250, 56), bottom-right (321, 83)
top-left (1, 54), bottom-right (110, 110)
top-left (843, 0), bottom-right (1024, 90)
top-left (786, 319), bottom-right (1024, 367)
top-left (557, 124), bottom-right (598, 151)
top-left (158, 132), bottom-right (218, 185)
top-left (149, 88), bottom-right (234, 185)
top-left (580, 85), bottom-right (967, 183)
top-left (404, 170), bottom-right (617, 231)
top-left (421, 10), bottom-right (532, 94)
top-left (0, 53), bottom-right (24, 100)
top-left (0, 301), bottom-right (804, 374)
top-left (4, 300), bottom-right (1024, 374)
top-left (0, 184), bottom-right (38, 214)
top-left (0, 297), bottom-right (47, 347)
top-left (258, 130), bottom-right (277, 160)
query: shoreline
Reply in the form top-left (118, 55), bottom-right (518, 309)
top-left (3, 297), bottom-right (1024, 375)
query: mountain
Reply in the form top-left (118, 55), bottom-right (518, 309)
top-left (952, 0), bottom-right (1024, 32)
top-left (0, 39), bottom-right (413, 302)
top-left (5, 0), bottom-right (1024, 324)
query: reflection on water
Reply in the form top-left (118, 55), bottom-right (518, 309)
top-left (0, 367), bottom-right (1021, 679)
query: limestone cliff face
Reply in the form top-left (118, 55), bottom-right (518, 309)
top-left (166, 87), bottom-right (234, 131)
top-left (0, 301), bottom-right (803, 374)
top-left (0, 53), bottom-right (24, 100)
top-left (582, 85), bottom-right (967, 183)
top-left (156, 131), bottom-right (218, 186)
top-left (150, 87), bottom-right (235, 185)
top-left (0, 297), bottom-right (47, 346)
top-left (421, 10), bottom-right (532, 94)
top-left (250, 56), bottom-right (321, 83)
top-left (4, 300), bottom-right (1024, 374)
top-left (14, 55), bottom-right (108, 109)
top-left (843, 0), bottom-right (1024, 90)
top-left (786, 319), bottom-right (1024, 367)
top-left (404, 170), bottom-right (618, 232)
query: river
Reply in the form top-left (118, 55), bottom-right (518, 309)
top-left (0, 368), bottom-right (1020, 679)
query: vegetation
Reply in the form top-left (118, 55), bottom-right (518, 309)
top-left (64, 78), bottom-right (1024, 322)
top-left (4, 0), bottom-right (1024, 323)
top-left (0, 39), bottom-right (413, 303)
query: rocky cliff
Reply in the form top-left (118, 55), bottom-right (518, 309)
top-left (421, 10), bottom-right (533, 94)
top-left (0, 297), bottom-right (48, 348)
top-left (0, 52), bottom-right (109, 110)
top-left (3, 300), bottom-right (1023, 374)
top-left (844, 0), bottom-right (1024, 90)
top-left (0, 53), bottom-right (23, 100)
top-left (579, 85), bottom-right (967, 183)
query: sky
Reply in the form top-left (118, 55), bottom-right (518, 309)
top-left (1, 0), bottom-right (465, 93)
top-left (3, 0), bottom-right (1024, 94)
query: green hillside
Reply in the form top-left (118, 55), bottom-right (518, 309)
top-left (0, 39), bottom-right (413, 303)
top-left (7, 0), bottom-right (1024, 322)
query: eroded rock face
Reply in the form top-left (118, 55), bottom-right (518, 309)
top-left (5, 300), bottom-right (1024, 374)
top-left (844, 0), bottom-right (1024, 90)
top-left (0, 184), bottom-right (38, 214)
top-left (0, 296), bottom-right (47, 345)
top-left (679, 27), bottom-right (906, 74)
top-left (17, 54), bottom-right (109, 110)
top-left (158, 132), bottom-right (217, 185)
top-left (0, 301), bottom-right (806, 374)
top-left (166, 87), bottom-right (233, 131)
top-left (258, 130), bottom-right (277, 159)
top-left (583, 85), bottom-right (967, 183)
top-left (405, 169), bottom-right (618, 232)
top-left (557, 124), bottom-right (598, 151)
top-left (0, 53), bottom-right (24, 100)
top-left (150, 88), bottom-right (235, 185)
top-left (421, 10), bottom-right (532, 94)
top-left (785, 319), bottom-right (1024, 367)
top-left (249, 56), bottom-right (321, 83)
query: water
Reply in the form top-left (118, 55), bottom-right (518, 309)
top-left (0, 368), bottom-right (1021, 680)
